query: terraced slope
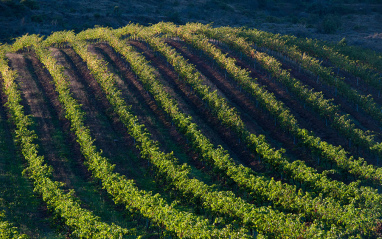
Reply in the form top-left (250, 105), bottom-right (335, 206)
top-left (0, 22), bottom-right (382, 238)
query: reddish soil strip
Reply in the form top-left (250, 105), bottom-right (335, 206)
top-left (127, 40), bottom-right (272, 175)
top-left (51, 48), bottom-right (116, 158)
top-left (66, 44), bottom-right (247, 225)
top-left (211, 43), bottom-right (356, 147)
top-left (25, 51), bottom-right (96, 183)
top-left (7, 52), bottom-right (87, 237)
top-left (289, 58), bottom-right (382, 135)
top-left (7, 52), bottom-right (76, 189)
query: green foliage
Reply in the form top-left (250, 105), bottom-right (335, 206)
top-left (42, 30), bottom-right (249, 239)
top-left (0, 211), bottom-right (28, 239)
top-left (319, 15), bottom-right (341, 34)
top-left (0, 39), bottom-right (131, 239)
top-left (2, 22), bottom-right (382, 238)
top-left (153, 22), bottom-right (382, 236)
top-left (81, 26), bottom-right (325, 238)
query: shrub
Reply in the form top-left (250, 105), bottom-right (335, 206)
top-left (319, 15), bottom-right (341, 34)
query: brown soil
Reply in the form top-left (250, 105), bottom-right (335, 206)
top-left (51, 46), bottom-right (172, 236)
top-left (6, 52), bottom-right (76, 189)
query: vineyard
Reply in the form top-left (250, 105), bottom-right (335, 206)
top-left (1, 22), bottom-right (382, 238)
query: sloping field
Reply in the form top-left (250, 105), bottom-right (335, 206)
top-left (1, 22), bottom-right (382, 238)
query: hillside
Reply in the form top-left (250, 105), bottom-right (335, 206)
top-left (1, 0), bottom-right (382, 51)
top-left (1, 22), bottom-right (382, 238)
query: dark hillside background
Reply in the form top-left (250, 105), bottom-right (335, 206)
top-left (1, 0), bottom-right (382, 51)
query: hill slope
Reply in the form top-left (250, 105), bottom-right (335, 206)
top-left (1, 22), bottom-right (382, 238)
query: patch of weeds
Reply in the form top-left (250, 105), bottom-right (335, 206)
top-left (187, 8), bottom-right (204, 20)
top-left (338, 37), bottom-right (347, 46)
top-left (318, 15), bottom-right (341, 34)
top-left (85, 7), bottom-right (95, 13)
top-left (289, 15), bottom-right (310, 25)
top-left (330, 4), bottom-right (354, 15)
top-left (372, 6), bottom-right (382, 13)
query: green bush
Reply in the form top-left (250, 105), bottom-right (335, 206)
top-left (319, 15), bottom-right (341, 34)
